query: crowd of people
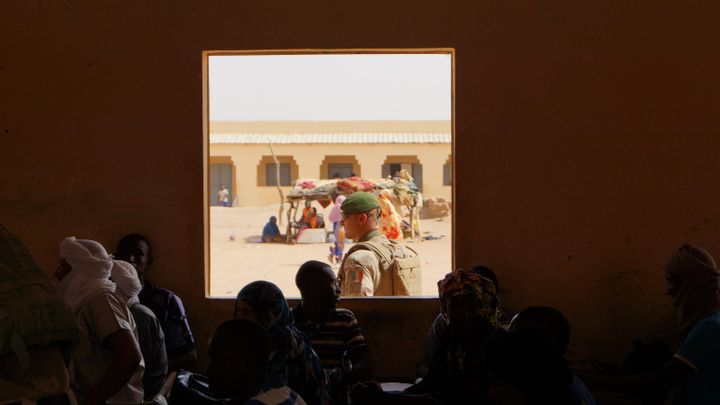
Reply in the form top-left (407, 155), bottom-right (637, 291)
top-left (2, 191), bottom-right (720, 404)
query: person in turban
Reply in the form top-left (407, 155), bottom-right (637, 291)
top-left (352, 269), bottom-right (504, 404)
top-left (111, 259), bottom-right (167, 400)
top-left (55, 237), bottom-right (144, 405)
top-left (591, 244), bottom-right (720, 404)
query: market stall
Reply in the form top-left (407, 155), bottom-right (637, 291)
top-left (284, 173), bottom-right (422, 243)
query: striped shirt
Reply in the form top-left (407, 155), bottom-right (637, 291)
top-left (292, 305), bottom-right (368, 370)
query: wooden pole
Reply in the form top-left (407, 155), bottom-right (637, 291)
top-left (268, 141), bottom-right (284, 226)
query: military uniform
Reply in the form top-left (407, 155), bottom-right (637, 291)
top-left (338, 229), bottom-right (387, 296)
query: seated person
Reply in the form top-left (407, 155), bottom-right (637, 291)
top-left (56, 237), bottom-right (144, 404)
top-left (111, 259), bottom-right (168, 400)
top-left (299, 202), bottom-right (318, 228)
top-left (235, 281), bottom-right (331, 405)
top-left (114, 233), bottom-right (197, 370)
top-left (589, 244), bottom-right (720, 404)
top-left (509, 306), bottom-right (596, 405)
top-left (485, 328), bottom-right (581, 405)
top-left (262, 216), bottom-right (284, 243)
top-left (352, 269), bottom-right (504, 404)
top-left (415, 265), bottom-right (511, 378)
top-left (293, 261), bottom-right (373, 402)
top-left (0, 225), bottom-right (78, 403)
top-left (207, 319), bottom-right (307, 405)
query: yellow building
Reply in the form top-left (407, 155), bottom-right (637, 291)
top-left (209, 120), bottom-right (452, 207)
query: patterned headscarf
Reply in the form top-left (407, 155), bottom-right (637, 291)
top-left (438, 269), bottom-right (500, 327)
top-left (664, 244), bottom-right (720, 338)
top-left (235, 281), bottom-right (330, 405)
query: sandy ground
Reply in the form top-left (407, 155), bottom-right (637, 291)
top-left (209, 204), bottom-right (451, 298)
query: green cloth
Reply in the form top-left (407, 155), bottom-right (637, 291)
top-left (340, 192), bottom-right (379, 214)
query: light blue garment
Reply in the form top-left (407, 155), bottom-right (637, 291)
top-left (569, 374), bottom-right (596, 405)
top-left (674, 310), bottom-right (720, 404)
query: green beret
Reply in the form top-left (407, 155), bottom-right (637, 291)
top-left (341, 192), bottom-right (380, 213)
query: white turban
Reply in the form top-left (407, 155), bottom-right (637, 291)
top-left (111, 259), bottom-right (141, 304)
top-left (58, 236), bottom-right (116, 311)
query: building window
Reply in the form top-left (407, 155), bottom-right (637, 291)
top-left (382, 155), bottom-right (423, 192)
top-left (443, 155), bottom-right (452, 186)
top-left (256, 156), bottom-right (299, 187)
top-left (320, 155), bottom-right (361, 179)
top-left (209, 156), bottom-right (236, 206)
top-left (266, 163), bottom-right (291, 186)
top-left (328, 163), bottom-right (354, 179)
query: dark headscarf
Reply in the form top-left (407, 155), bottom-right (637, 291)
top-left (235, 281), bottom-right (329, 405)
top-left (664, 243), bottom-right (720, 338)
top-left (262, 216), bottom-right (280, 239)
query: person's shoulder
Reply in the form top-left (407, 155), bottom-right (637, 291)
top-left (346, 248), bottom-right (380, 264)
top-left (246, 385), bottom-right (305, 405)
top-left (333, 307), bottom-right (358, 322)
top-left (143, 282), bottom-right (186, 303)
top-left (144, 282), bottom-right (175, 297)
top-left (84, 290), bottom-right (125, 309)
top-left (130, 303), bottom-right (159, 321)
top-left (691, 311), bottom-right (720, 334)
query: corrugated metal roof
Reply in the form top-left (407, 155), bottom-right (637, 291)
top-left (209, 133), bottom-right (451, 144)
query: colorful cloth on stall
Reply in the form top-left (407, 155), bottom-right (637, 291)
top-left (336, 177), bottom-right (376, 194)
top-left (377, 190), bottom-right (404, 240)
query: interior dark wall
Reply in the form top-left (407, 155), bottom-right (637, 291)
top-left (2, 1), bottom-right (720, 378)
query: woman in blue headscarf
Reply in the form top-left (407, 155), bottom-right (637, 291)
top-left (262, 216), bottom-right (282, 243)
top-left (235, 281), bottom-right (330, 405)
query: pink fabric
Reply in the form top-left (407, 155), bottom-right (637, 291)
top-left (328, 195), bottom-right (346, 223)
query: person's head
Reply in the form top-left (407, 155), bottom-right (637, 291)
top-left (486, 328), bottom-right (577, 405)
top-left (305, 200), bottom-right (312, 208)
top-left (296, 260), bottom-right (341, 317)
top-left (663, 243), bottom-right (720, 337)
top-left (110, 259), bottom-right (142, 302)
top-left (509, 306), bottom-right (571, 354)
top-left (438, 269), bottom-right (500, 335)
top-left (663, 243), bottom-right (719, 298)
top-left (56, 236), bottom-right (113, 283)
top-left (269, 216), bottom-right (277, 224)
top-left (469, 265), bottom-right (499, 291)
top-left (56, 237), bottom-right (114, 310)
top-left (114, 233), bottom-right (154, 284)
top-left (340, 192), bottom-right (380, 240)
top-left (234, 281), bottom-right (290, 332)
top-left (207, 319), bottom-right (270, 402)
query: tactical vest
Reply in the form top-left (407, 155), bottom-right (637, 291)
top-left (343, 237), bottom-right (422, 296)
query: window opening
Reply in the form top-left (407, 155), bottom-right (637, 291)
top-left (204, 50), bottom-right (453, 298)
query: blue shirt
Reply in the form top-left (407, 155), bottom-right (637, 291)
top-left (674, 311), bottom-right (720, 404)
top-left (569, 374), bottom-right (596, 405)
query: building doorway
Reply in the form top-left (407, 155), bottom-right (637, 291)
top-left (210, 162), bottom-right (234, 206)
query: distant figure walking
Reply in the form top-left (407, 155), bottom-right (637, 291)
top-left (328, 195), bottom-right (346, 264)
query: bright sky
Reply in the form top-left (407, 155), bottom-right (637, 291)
top-left (208, 53), bottom-right (452, 121)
